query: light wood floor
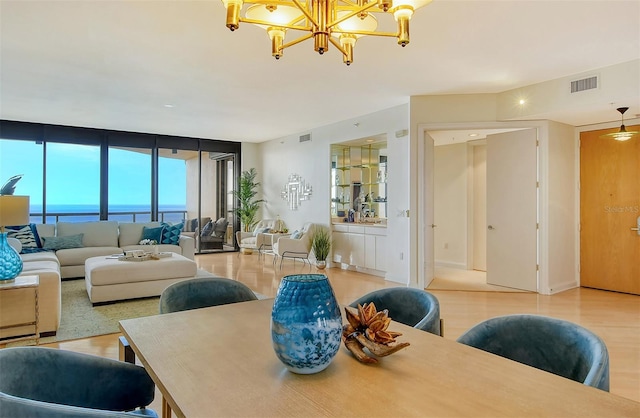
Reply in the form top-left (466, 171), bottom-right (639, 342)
top-left (42, 252), bottom-right (639, 411)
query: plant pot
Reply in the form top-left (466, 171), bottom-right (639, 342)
top-left (316, 260), bottom-right (327, 270)
top-left (240, 247), bottom-right (253, 255)
top-left (271, 274), bottom-right (342, 374)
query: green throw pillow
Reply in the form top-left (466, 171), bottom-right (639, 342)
top-left (43, 234), bottom-right (84, 251)
top-left (142, 226), bottom-right (164, 243)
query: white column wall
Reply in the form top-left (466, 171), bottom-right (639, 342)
top-left (434, 143), bottom-right (468, 268)
top-left (258, 105), bottom-right (411, 284)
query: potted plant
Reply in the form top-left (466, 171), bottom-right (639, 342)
top-left (312, 227), bottom-right (332, 269)
top-left (234, 168), bottom-right (264, 233)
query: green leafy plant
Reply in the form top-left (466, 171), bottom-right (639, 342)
top-left (234, 168), bottom-right (264, 232)
top-left (312, 227), bottom-right (332, 262)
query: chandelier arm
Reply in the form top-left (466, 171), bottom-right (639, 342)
top-left (281, 32), bottom-right (315, 50)
top-left (328, 36), bottom-right (349, 56)
top-left (332, 29), bottom-right (398, 37)
top-left (291, 0), bottom-right (318, 28)
top-left (239, 18), bottom-right (312, 31)
top-left (328, 1), bottom-right (381, 29)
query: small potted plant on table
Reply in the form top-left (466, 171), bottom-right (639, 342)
top-left (312, 227), bottom-right (331, 270)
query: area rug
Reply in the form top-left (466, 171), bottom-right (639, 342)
top-left (9, 272), bottom-right (266, 346)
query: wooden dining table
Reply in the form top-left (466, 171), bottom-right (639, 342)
top-left (119, 299), bottom-right (640, 418)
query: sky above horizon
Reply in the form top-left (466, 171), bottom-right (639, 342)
top-left (0, 139), bottom-right (186, 208)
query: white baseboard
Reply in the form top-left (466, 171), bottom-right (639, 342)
top-left (543, 280), bottom-right (578, 295)
top-left (435, 260), bottom-right (467, 269)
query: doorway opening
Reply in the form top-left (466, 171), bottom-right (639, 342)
top-left (423, 126), bottom-right (537, 292)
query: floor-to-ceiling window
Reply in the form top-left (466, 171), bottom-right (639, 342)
top-left (0, 120), bottom-right (241, 253)
top-left (45, 142), bottom-right (101, 223)
top-left (0, 138), bottom-right (44, 223)
top-left (108, 146), bottom-right (152, 222)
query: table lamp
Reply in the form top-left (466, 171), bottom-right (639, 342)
top-left (0, 195), bottom-right (30, 282)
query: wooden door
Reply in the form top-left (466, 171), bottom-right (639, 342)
top-left (486, 129), bottom-right (538, 292)
top-left (580, 125), bottom-right (640, 295)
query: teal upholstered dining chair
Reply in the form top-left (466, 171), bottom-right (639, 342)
top-left (456, 314), bottom-right (610, 391)
top-left (0, 346), bottom-right (157, 417)
top-left (349, 287), bottom-right (443, 336)
top-left (159, 277), bottom-right (258, 314)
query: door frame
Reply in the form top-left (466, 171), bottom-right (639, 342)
top-left (415, 121), bottom-right (547, 292)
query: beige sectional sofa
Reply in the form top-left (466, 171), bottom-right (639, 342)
top-left (35, 221), bottom-right (195, 279)
top-left (2, 221), bottom-right (195, 339)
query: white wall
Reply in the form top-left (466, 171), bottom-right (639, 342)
top-left (240, 142), bottom-right (263, 218)
top-left (542, 121), bottom-right (579, 293)
top-left (258, 105), bottom-right (411, 284)
top-left (434, 143), bottom-right (468, 268)
top-left (409, 93), bottom-right (578, 294)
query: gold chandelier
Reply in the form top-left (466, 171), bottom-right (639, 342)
top-left (221, 0), bottom-right (432, 65)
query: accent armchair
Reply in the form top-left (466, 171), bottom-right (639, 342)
top-left (349, 287), bottom-right (443, 336)
top-left (273, 222), bottom-right (314, 268)
top-left (201, 217), bottom-right (229, 250)
top-left (236, 219), bottom-right (275, 254)
top-left (0, 347), bottom-right (157, 417)
top-left (456, 314), bottom-right (610, 391)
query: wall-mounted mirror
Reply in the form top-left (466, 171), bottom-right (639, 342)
top-left (330, 134), bottom-right (387, 222)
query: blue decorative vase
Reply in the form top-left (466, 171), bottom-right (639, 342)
top-left (271, 274), bottom-right (342, 374)
top-left (0, 232), bottom-right (23, 281)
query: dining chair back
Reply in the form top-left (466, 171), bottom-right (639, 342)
top-left (456, 314), bottom-right (610, 391)
top-left (159, 277), bottom-right (258, 314)
top-left (0, 346), bottom-right (157, 417)
top-left (349, 287), bottom-right (442, 336)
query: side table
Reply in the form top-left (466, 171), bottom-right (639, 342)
top-left (0, 275), bottom-right (40, 345)
top-left (259, 233), bottom-right (291, 258)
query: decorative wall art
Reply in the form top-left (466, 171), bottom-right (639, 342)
top-left (281, 174), bottom-right (312, 210)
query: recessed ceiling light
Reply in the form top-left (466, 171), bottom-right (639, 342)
top-left (366, 139), bottom-right (374, 143)
top-left (469, 133), bottom-right (479, 137)
top-left (164, 104), bottom-right (175, 108)
top-left (519, 99), bottom-right (526, 105)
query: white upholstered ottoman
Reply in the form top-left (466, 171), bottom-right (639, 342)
top-left (85, 254), bottom-right (198, 304)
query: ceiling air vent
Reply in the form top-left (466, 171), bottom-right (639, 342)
top-left (570, 75), bottom-right (598, 93)
top-left (299, 133), bottom-right (311, 143)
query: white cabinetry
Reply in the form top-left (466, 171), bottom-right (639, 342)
top-left (332, 224), bottom-right (387, 274)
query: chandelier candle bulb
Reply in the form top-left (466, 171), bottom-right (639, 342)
top-left (221, 0), bottom-right (432, 65)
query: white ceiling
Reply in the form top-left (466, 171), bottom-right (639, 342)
top-left (1, 0), bottom-right (639, 143)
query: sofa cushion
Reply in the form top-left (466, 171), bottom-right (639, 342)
top-left (21, 251), bottom-right (60, 265)
top-left (118, 222), bottom-right (162, 247)
top-left (5, 224), bottom-right (41, 250)
top-left (55, 246), bottom-right (121, 267)
top-left (161, 223), bottom-right (183, 245)
top-left (43, 234), bottom-right (84, 251)
top-left (142, 226), bottom-right (164, 243)
top-left (33, 224), bottom-right (55, 246)
top-left (57, 221), bottom-right (119, 247)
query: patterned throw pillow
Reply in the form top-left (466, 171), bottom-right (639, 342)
top-left (142, 226), bottom-right (164, 243)
top-left (42, 234), bottom-right (84, 251)
top-left (162, 223), bottom-right (183, 245)
top-left (200, 220), bottom-right (214, 237)
top-left (5, 224), bottom-right (41, 250)
top-left (290, 230), bottom-right (302, 239)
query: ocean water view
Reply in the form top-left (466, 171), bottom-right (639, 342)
top-left (28, 204), bottom-right (187, 224)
